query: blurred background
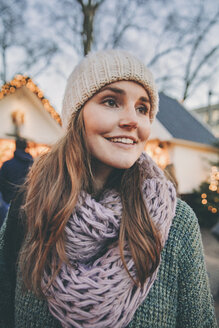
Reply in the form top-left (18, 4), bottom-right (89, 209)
top-left (0, 0), bottom-right (219, 322)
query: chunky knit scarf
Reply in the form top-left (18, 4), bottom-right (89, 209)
top-left (43, 153), bottom-right (177, 328)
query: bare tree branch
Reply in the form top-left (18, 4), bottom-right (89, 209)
top-left (1, 0), bottom-right (219, 108)
top-left (148, 46), bottom-right (185, 67)
top-left (182, 45), bottom-right (219, 100)
top-left (184, 9), bottom-right (219, 86)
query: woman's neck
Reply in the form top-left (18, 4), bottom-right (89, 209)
top-left (90, 166), bottom-right (124, 201)
top-left (92, 164), bottom-right (113, 192)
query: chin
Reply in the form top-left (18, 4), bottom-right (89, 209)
top-left (110, 158), bottom-right (138, 170)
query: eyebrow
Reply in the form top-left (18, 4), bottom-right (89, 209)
top-left (139, 96), bottom-right (150, 104)
top-left (99, 86), bottom-right (150, 103)
top-left (100, 86), bottom-right (125, 95)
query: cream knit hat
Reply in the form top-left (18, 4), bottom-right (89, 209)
top-left (61, 49), bottom-right (159, 129)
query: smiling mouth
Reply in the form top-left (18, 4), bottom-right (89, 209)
top-left (107, 137), bottom-right (137, 144)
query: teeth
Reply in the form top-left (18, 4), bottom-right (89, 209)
top-left (109, 137), bottom-right (135, 144)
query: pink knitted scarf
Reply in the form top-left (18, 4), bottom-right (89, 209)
top-left (43, 153), bottom-right (177, 328)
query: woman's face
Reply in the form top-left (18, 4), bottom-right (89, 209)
top-left (83, 80), bottom-right (151, 175)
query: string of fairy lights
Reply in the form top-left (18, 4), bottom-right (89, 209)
top-left (201, 166), bottom-right (219, 214)
top-left (0, 75), bottom-right (62, 126)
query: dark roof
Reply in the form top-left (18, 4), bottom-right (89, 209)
top-left (157, 92), bottom-right (218, 146)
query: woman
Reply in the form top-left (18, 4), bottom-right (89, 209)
top-left (0, 50), bottom-right (217, 328)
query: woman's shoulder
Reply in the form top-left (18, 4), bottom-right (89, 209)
top-left (165, 198), bottom-right (204, 261)
top-left (171, 198), bottom-right (199, 233)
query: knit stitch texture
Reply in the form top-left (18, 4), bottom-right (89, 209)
top-left (61, 50), bottom-right (159, 130)
top-left (42, 153), bottom-right (176, 328)
top-left (0, 200), bottom-right (217, 327)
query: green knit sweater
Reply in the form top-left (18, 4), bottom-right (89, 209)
top-left (0, 199), bottom-right (217, 328)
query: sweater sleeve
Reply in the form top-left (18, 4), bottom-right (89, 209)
top-left (0, 217), bottom-right (14, 328)
top-left (0, 191), bottom-right (25, 328)
top-left (176, 205), bottom-right (217, 328)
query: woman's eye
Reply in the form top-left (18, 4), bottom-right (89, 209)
top-left (103, 98), bottom-right (117, 107)
top-left (137, 105), bottom-right (149, 115)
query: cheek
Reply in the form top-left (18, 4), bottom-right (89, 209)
top-left (85, 118), bottom-right (109, 137)
top-left (83, 107), bottom-right (99, 136)
top-left (139, 119), bottom-right (151, 142)
top-left (84, 110), bottom-right (114, 136)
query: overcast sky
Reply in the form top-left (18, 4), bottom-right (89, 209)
top-left (2, 0), bottom-right (219, 114)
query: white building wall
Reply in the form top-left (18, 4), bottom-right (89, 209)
top-left (0, 87), bottom-right (63, 145)
top-left (171, 143), bottom-right (218, 194)
top-left (149, 119), bottom-right (172, 141)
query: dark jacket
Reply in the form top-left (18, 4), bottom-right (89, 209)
top-left (0, 192), bottom-right (9, 228)
top-left (0, 150), bottom-right (33, 204)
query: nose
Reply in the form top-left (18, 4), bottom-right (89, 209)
top-left (119, 106), bottom-right (138, 130)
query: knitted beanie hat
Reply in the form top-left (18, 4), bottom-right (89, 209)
top-left (61, 49), bottom-right (159, 129)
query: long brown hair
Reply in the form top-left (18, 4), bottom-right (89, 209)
top-left (20, 109), bottom-right (161, 296)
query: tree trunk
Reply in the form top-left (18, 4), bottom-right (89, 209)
top-left (81, 3), bottom-right (97, 55)
top-left (77, 0), bottom-right (105, 55)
